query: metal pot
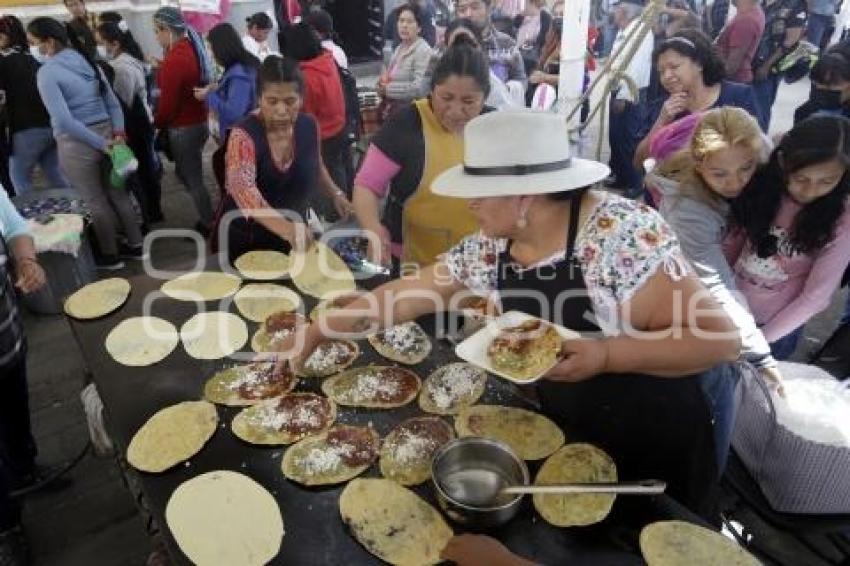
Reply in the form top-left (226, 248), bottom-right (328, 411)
top-left (431, 437), bottom-right (529, 528)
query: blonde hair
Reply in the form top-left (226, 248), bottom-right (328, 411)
top-left (657, 106), bottom-right (770, 210)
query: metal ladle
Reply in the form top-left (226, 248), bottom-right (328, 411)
top-left (501, 479), bottom-right (667, 496)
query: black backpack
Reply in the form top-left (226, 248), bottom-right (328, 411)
top-left (336, 63), bottom-right (362, 143)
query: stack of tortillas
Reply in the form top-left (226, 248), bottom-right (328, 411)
top-left (640, 521), bottom-right (761, 566)
top-left (180, 312), bottom-right (248, 359)
top-left (105, 316), bottom-right (179, 366)
top-left (127, 401), bottom-right (218, 473)
top-left (234, 250), bottom-right (291, 280)
top-left (340, 478), bottom-right (452, 565)
top-left (64, 277), bottom-right (130, 319)
top-left (161, 272), bottom-right (242, 301)
top-left (291, 242), bottom-right (355, 299)
top-left (166, 470), bottom-right (284, 566)
top-left (233, 283), bottom-right (301, 322)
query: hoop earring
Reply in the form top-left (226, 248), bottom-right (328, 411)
top-left (516, 214), bottom-right (528, 229)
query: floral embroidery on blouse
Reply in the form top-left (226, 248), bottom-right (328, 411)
top-left (443, 193), bottom-right (691, 334)
top-left (225, 124), bottom-right (294, 213)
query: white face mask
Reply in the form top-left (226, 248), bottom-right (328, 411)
top-left (97, 45), bottom-right (110, 60)
top-left (29, 45), bottom-right (46, 63)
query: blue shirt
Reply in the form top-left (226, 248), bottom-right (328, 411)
top-left (643, 80), bottom-right (766, 133)
top-left (205, 63), bottom-right (258, 138)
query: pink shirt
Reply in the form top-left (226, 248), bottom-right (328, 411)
top-left (724, 196), bottom-right (850, 342)
top-left (353, 145), bottom-right (404, 257)
top-left (715, 6), bottom-right (765, 83)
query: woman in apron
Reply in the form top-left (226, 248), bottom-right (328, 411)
top-left (282, 111), bottom-right (742, 518)
top-left (352, 43), bottom-right (491, 270)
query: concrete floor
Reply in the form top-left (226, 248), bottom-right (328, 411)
top-left (13, 70), bottom-right (847, 566)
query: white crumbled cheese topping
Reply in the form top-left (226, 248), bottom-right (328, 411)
top-left (342, 370), bottom-right (400, 402)
top-left (297, 442), bottom-right (355, 474)
top-left (226, 364), bottom-right (273, 391)
top-left (270, 328), bottom-right (295, 343)
top-left (379, 322), bottom-right (424, 354)
top-left (429, 365), bottom-right (482, 410)
top-left (390, 431), bottom-right (437, 466)
top-left (304, 341), bottom-right (351, 373)
top-left (249, 398), bottom-right (324, 430)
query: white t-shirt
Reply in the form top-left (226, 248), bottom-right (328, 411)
top-left (611, 19), bottom-right (654, 101)
top-left (242, 34), bottom-right (277, 62)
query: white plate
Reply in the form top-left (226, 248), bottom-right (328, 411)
top-left (454, 311), bottom-right (581, 384)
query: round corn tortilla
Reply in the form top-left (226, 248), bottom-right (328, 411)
top-left (322, 366), bottom-right (421, 409)
top-left (379, 417), bottom-right (454, 486)
top-left (232, 393), bottom-right (337, 445)
top-left (64, 277), bottom-right (130, 320)
top-left (297, 339), bottom-right (360, 378)
top-left (308, 291), bottom-right (363, 321)
top-left (166, 470), bottom-right (284, 566)
top-left (281, 425), bottom-right (379, 486)
top-left (161, 272), bottom-right (242, 302)
top-left (291, 242), bottom-right (356, 299)
top-left (533, 443), bottom-right (617, 527)
top-left (640, 521), bottom-right (761, 566)
top-left (367, 321), bottom-right (432, 365)
top-left (419, 362), bottom-right (488, 415)
top-left (233, 283), bottom-right (302, 322)
top-left (105, 316), bottom-right (179, 367)
top-left (203, 362), bottom-right (298, 406)
top-left (251, 312), bottom-right (309, 353)
top-left (127, 401), bottom-right (218, 473)
top-left (180, 312), bottom-right (248, 360)
top-left (455, 405), bottom-right (564, 461)
top-left (233, 250), bottom-right (291, 280)
top-left (340, 478), bottom-right (453, 566)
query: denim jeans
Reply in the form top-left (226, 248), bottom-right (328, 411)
top-left (699, 362), bottom-right (742, 476)
top-left (608, 89), bottom-right (648, 196)
top-left (751, 73), bottom-right (779, 131)
top-left (770, 326), bottom-right (804, 360)
top-left (9, 127), bottom-right (69, 193)
top-left (169, 124), bottom-right (214, 225)
top-left (807, 13), bottom-right (835, 49)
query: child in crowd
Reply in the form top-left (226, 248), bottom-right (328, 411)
top-left (726, 115), bottom-right (850, 359)
top-left (650, 107), bottom-right (781, 380)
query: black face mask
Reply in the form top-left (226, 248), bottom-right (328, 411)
top-left (810, 85), bottom-right (843, 110)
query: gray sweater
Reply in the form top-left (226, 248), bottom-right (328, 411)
top-left (651, 172), bottom-right (776, 368)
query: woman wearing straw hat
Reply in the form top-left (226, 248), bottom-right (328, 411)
top-left (277, 110), bottom-right (742, 516)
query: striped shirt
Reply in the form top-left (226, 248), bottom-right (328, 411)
top-left (0, 235), bottom-right (24, 368)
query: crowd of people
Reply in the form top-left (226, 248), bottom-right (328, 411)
top-left (1, 0), bottom-right (850, 564)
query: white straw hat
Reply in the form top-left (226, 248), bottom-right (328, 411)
top-left (432, 110), bottom-right (610, 198)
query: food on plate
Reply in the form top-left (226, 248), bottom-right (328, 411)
top-left (105, 316), bottom-right (179, 366)
top-left (233, 250), bottom-right (291, 280)
top-left (487, 319), bottom-right (562, 381)
top-left (180, 312), bottom-right (248, 360)
top-left (640, 520), bottom-right (761, 566)
top-left (533, 443), bottom-right (617, 527)
top-left (160, 271), bottom-right (242, 301)
top-left (281, 424), bottom-right (379, 486)
top-left (127, 401), bottom-right (218, 473)
top-left (251, 311), bottom-right (309, 352)
top-left (367, 321), bottom-right (432, 365)
top-left (321, 366), bottom-right (421, 408)
top-left (340, 478), bottom-right (453, 566)
top-left (455, 405), bottom-right (564, 460)
top-left (166, 470), bottom-right (284, 566)
top-left (63, 277), bottom-right (130, 319)
top-left (380, 416), bottom-right (455, 486)
top-left (291, 242), bottom-right (355, 299)
top-left (231, 392), bottom-right (336, 445)
top-left (233, 283), bottom-right (301, 323)
top-left (418, 362), bottom-right (488, 415)
top-left (204, 362), bottom-right (297, 406)
top-left (297, 339), bottom-right (360, 378)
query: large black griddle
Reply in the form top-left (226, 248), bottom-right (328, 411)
top-left (67, 257), bottom-right (706, 565)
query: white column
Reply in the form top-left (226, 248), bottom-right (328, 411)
top-left (557, 0), bottom-right (591, 132)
